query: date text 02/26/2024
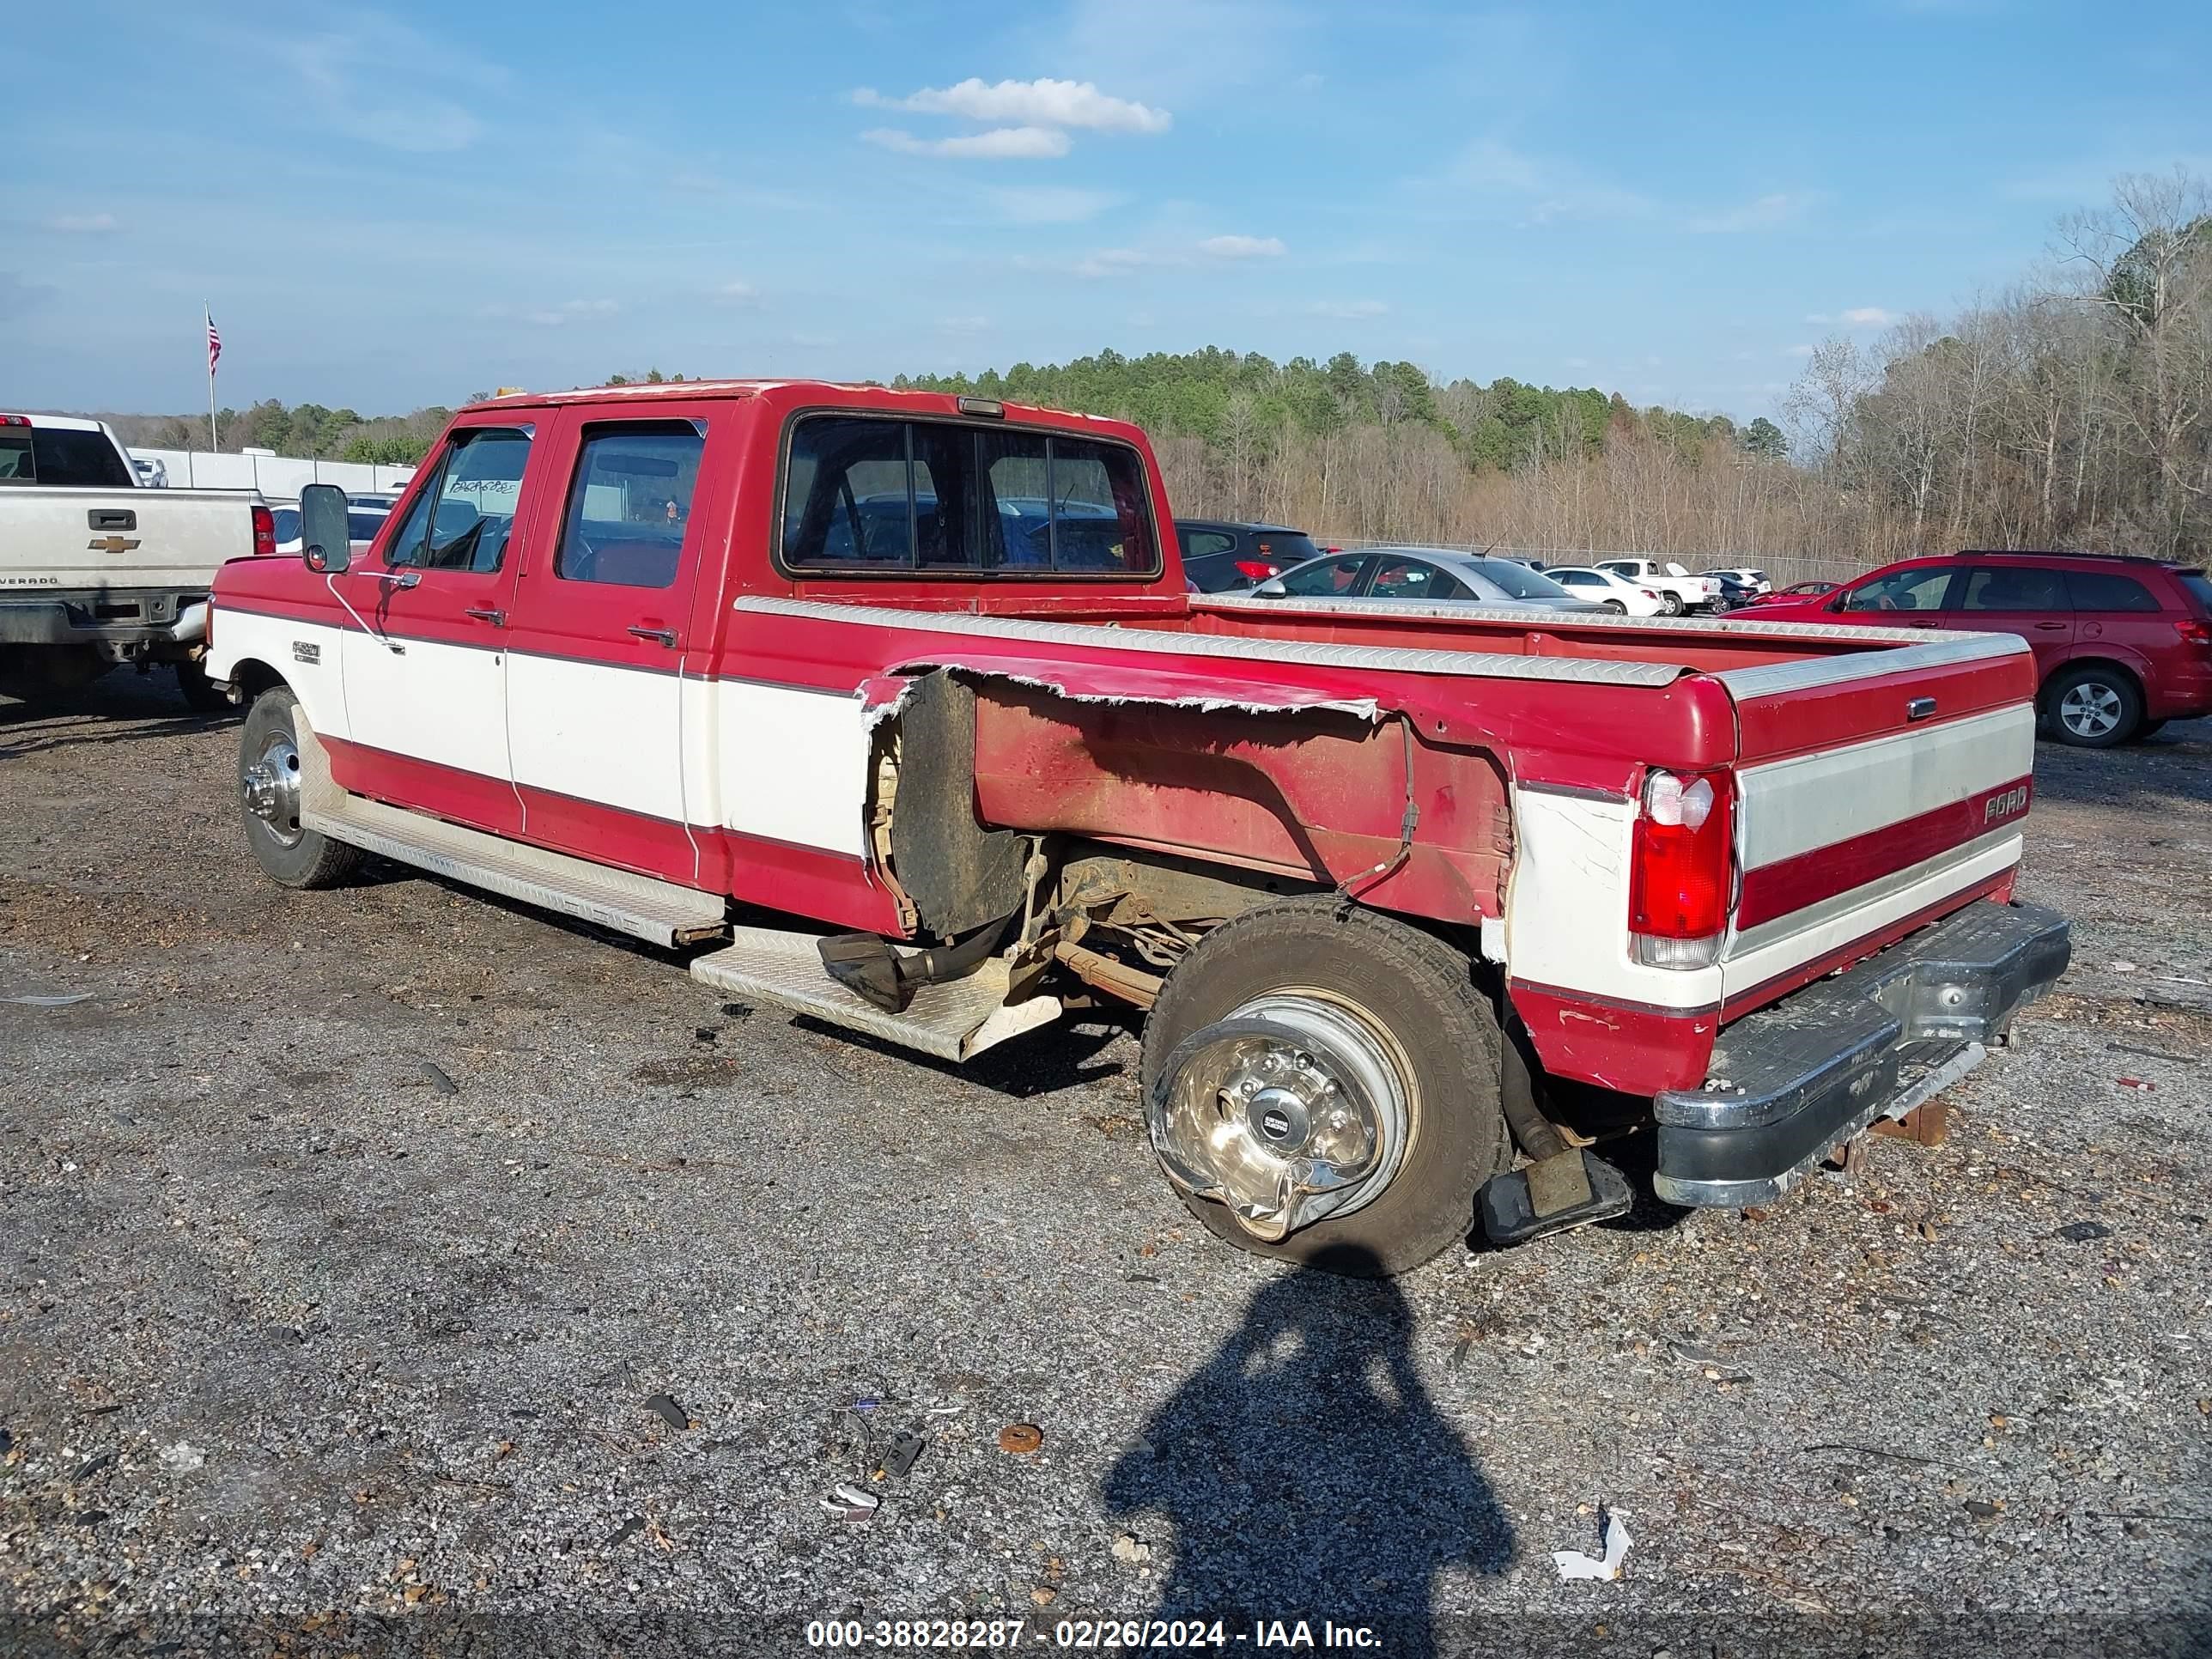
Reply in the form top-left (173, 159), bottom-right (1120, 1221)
top-left (804, 1619), bottom-right (1383, 1650)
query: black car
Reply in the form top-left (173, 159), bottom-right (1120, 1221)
top-left (1705, 573), bottom-right (1761, 611)
top-left (1176, 519), bottom-right (1325, 592)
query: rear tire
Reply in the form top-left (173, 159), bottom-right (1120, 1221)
top-left (1139, 899), bottom-right (1510, 1276)
top-left (175, 658), bottom-right (232, 715)
top-left (2044, 665), bottom-right (2142, 748)
top-left (1602, 599), bottom-right (1626, 614)
top-left (1660, 592), bottom-right (1684, 616)
top-left (240, 687), bottom-right (362, 889)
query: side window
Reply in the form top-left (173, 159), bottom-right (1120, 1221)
top-left (1278, 556), bottom-right (1371, 597)
top-left (1371, 556), bottom-right (1455, 599)
top-left (1841, 567), bottom-right (1955, 612)
top-left (555, 422), bottom-right (704, 589)
top-left (2066, 569), bottom-right (2160, 612)
top-left (783, 416), bottom-right (915, 568)
top-left (388, 427), bottom-right (532, 573)
top-left (0, 430), bottom-right (33, 480)
top-left (381, 466), bottom-right (441, 568)
top-left (1959, 565), bottom-right (2068, 611)
top-left (1182, 529), bottom-right (1237, 561)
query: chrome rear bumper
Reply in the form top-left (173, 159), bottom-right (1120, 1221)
top-left (1653, 900), bottom-right (2070, 1208)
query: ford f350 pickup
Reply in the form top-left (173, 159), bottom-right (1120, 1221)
top-left (204, 381), bottom-right (2069, 1273)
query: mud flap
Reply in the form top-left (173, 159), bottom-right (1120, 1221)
top-left (1477, 1147), bottom-right (1632, 1246)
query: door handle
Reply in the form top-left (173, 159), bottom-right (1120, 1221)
top-left (628, 625), bottom-right (677, 647)
top-left (465, 605), bottom-right (506, 625)
top-left (2032, 622), bottom-right (2067, 631)
top-left (88, 507), bottom-right (137, 531)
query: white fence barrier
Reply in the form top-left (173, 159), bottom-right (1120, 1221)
top-left (129, 448), bottom-right (417, 497)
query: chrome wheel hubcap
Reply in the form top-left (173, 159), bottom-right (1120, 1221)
top-left (242, 734), bottom-right (304, 845)
top-left (2060, 682), bottom-right (2122, 738)
top-left (1149, 994), bottom-right (1412, 1242)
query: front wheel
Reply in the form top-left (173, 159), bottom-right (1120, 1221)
top-left (239, 687), bottom-right (362, 888)
top-left (2045, 665), bottom-right (2142, 748)
top-left (1139, 899), bottom-right (1510, 1276)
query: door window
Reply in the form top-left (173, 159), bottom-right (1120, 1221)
top-left (1370, 556), bottom-right (1463, 600)
top-left (388, 427), bottom-right (532, 573)
top-left (1839, 567), bottom-right (1956, 612)
top-left (554, 422), bottom-right (703, 589)
top-left (1958, 565), bottom-right (2068, 611)
top-left (1278, 556), bottom-right (1372, 597)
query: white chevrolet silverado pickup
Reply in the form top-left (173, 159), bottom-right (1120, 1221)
top-left (1, 413), bottom-right (273, 708)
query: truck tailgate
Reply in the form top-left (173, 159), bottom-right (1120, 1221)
top-left (0, 488), bottom-right (255, 592)
top-left (1714, 632), bottom-right (2038, 1016)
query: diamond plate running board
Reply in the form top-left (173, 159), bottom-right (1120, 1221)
top-left (690, 926), bottom-right (1060, 1062)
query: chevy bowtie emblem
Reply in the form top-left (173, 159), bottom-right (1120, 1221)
top-left (88, 535), bottom-right (142, 555)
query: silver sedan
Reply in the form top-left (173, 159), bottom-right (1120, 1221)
top-left (1249, 545), bottom-right (1607, 612)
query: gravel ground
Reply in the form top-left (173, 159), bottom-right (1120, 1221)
top-left (3, 674), bottom-right (2209, 1657)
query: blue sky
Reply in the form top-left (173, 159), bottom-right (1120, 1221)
top-left (6, 0), bottom-right (2210, 421)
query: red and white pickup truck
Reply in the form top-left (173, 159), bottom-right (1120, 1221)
top-left (204, 381), bottom-right (2069, 1273)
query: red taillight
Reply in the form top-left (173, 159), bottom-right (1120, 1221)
top-left (1640, 589), bottom-right (1660, 601)
top-left (2179, 617), bottom-right (2211, 648)
top-left (1234, 558), bottom-right (1281, 580)
top-left (252, 503), bottom-right (276, 558)
top-left (0, 414), bottom-right (28, 427)
top-left (1629, 769), bottom-right (1735, 968)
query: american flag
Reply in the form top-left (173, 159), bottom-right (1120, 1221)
top-left (206, 312), bottom-right (222, 376)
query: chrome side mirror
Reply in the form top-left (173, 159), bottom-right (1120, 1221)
top-left (1253, 578), bottom-right (1288, 598)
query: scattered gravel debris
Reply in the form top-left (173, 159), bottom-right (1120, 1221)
top-left (3, 679), bottom-right (2208, 1643)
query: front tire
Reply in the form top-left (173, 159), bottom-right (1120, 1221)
top-left (2045, 665), bottom-right (2142, 748)
top-left (1139, 899), bottom-right (1510, 1276)
top-left (240, 688), bottom-right (362, 889)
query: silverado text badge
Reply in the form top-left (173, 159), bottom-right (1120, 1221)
top-left (1984, 783), bottom-right (2030, 823)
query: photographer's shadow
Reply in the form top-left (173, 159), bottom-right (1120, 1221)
top-left (1103, 1244), bottom-right (1513, 1653)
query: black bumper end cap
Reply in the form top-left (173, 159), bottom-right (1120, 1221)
top-left (1478, 1149), bottom-right (1633, 1247)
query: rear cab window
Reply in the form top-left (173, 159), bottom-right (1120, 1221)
top-left (781, 413), bottom-right (1158, 578)
top-left (0, 425), bottom-right (135, 487)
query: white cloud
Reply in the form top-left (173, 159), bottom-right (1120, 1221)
top-left (281, 18), bottom-right (496, 153)
top-left (1199, 234), bottom-right (1286, 259)
top-left (716, 281), bottom-right (763, 307)
top-left (46, 212), bottom-right (118, 234)
top-left (864, 125), bottom-right (1070, 160)
top-left (980, 185), bottom-right (1123, 224)
top-left (1841, 306), bottom-right (1898, 326)
top-left (854, 77), bottom-right (1170, 134)
top-left (1784, 343), bottom-right (1816, 357)
top-left (1310, 299), bottom-right (1387, 319)
top-left (1687, 191), bottom-right (1813, 233)
top-left (1070, 246), bottom-right (1156, 279)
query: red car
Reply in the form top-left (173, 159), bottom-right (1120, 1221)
top-left (1750, 550), bottom-right (2212, 746)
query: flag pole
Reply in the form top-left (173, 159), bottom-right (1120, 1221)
top-left (205, 304), bottom-right (219, 453)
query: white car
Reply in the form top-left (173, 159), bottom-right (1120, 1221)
top-left (1595, 558), bottom-right (1718, 614)
top-left (1544, 565), bottom-right (1670, 617)
top-left (269, 499), bottom-right (391, 560)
